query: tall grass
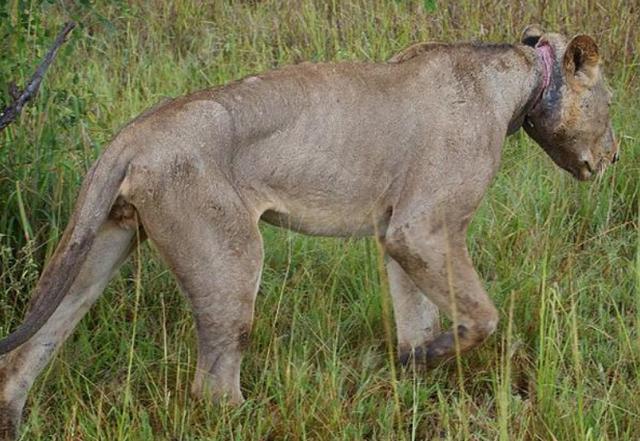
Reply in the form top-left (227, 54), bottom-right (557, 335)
top-left (1, 0), bottom-right (639, 439)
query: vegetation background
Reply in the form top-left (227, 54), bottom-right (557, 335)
top-left (0, 0), bottom-right (638, 439)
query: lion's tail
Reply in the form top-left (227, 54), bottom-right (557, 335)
top-left (0, 143), bottom-right (132, 355)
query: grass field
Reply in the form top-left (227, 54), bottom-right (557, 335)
top-left (1, 1), bottom-right (639, 439)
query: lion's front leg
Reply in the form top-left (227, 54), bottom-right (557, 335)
top-left (385, 257), bottom-right (440, 365)
top-left (383, 215), bottom-right (498, 365)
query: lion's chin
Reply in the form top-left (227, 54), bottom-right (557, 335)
top-left (566, 159), bottom-right (609, 181)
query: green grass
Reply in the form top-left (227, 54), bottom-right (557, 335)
top-left (1, 0), bottom-right (639, 439)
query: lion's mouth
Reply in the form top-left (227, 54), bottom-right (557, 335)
top-left (566, 158), bottom-right (608, 181)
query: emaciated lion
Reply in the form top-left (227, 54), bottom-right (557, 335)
top-left (0, 25), bottom-right (617, 439)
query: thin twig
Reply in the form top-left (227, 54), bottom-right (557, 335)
top-left (0, 21), bottom-right (76, 132)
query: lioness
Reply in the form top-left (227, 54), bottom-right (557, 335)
top-left (0, 25), bottom-right (617, 438)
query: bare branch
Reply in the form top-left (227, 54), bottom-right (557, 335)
top-left (0, 21), bottom-right (76, 132)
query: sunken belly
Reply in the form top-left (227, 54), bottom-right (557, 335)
top-left (260, 204), bottom-right (390, 237)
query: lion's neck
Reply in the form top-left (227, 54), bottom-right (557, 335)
top-left (403, 43), bottom-right (553, 137)
top-left (505, 45), bottom-right (553, 135)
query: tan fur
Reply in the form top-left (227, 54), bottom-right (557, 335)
top-left (387, 41), bottom-right (447, 63)
top-left (0, 27), bottom-right (616, 439)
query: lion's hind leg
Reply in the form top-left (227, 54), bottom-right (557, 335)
top-left (0, 218), bottom-right (138, 439)
top-left (125, 161), bottom-right (263, 404)
top-left (138, 207), bottom-right (263, 403)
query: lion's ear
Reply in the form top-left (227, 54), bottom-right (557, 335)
top-left (563, 35), bottom-right (600, 88)
top-left (521, 24), bottom-right (544, 47)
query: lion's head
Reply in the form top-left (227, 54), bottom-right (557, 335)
top-left (521, 25), bottom-right (618, 181)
